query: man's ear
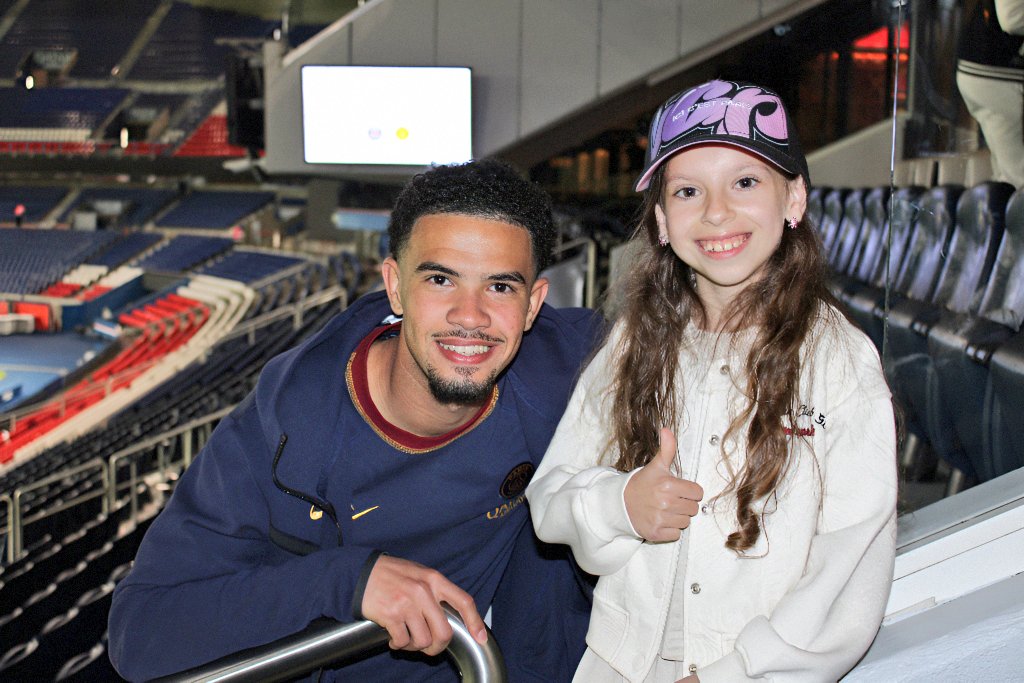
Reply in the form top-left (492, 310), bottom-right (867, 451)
top-left (524, 277), bottom-right (549, 331)
top-left (380, 257), bottom-right (404, 316)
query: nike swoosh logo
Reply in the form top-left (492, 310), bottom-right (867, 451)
top-left (351, 505), bottom-right (380, 520)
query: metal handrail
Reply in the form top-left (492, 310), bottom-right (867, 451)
top-left (153, 604), bottom-right (507, 683)
top-left (220, 285), bottom-right (345, 343)
top-left (0, 493), bottom-right (12, 564)
top-left (8, 457), bottom-right (108, 562)
top-left (106, 405), bottom-right (235, 510)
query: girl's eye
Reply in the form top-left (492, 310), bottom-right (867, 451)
top-left (737, 176), bottom-right (759, 189)
top-left (675, 186), bottom-right (698, 198)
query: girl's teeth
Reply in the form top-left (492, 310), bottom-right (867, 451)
top-left (701, 235), bottom-right (747, 252)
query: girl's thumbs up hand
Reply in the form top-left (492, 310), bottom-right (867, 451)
top-left (624, 428), bottom-right (704, 542)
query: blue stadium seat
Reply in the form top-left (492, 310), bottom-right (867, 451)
top-left (0, 0), bottom-right (160, 80)
top-left (61, 188), bottom-right (177, 228)
top-left (928, 188), bottom-right (1024, 481)
top-left (0, 228), bottom-right (115, 293)
top-left (127, 1), bottom-right (275, 81)
top-left (135, 235), bottom-right (233, 272)
top-left (156, 190), bottom-right (275, 229)
top-left (0, 88), bottom-right (128, 132)
top-left (88, 231), bottom-right (164, 268)
top-left (886, 182), bottom-right (1014, 479)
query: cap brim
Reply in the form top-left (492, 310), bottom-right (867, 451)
top-left (634, 136), bottom-right (806, 193)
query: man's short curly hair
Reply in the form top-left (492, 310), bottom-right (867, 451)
top-left (387, 158), bottom-right (556, 276)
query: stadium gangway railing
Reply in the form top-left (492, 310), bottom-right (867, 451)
top-left (0, 404), bottom-right (229, 564)
top-left (153, 603), bottom-right (507, 683)
top-left (218, 283), bottom-right (346, 347)
top-left (2, 457), bottom-right (109, 563)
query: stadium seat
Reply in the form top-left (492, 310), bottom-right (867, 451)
top-left (885, 182), bottom-right (1014, 478)
top-left (828, 188), bottom-right (868, 281)
top-left (928, 188), bottom-right (1024, 481)
top-left (818, 188), bottom-right (849, 255)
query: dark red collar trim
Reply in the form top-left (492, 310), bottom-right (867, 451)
top-left (347, 322), bottom-right (497, 453)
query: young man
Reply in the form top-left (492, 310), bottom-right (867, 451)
top-left (108, 160), bottom-right (600, 682)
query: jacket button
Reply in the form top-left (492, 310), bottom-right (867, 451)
top-left (719, 364), bottom-right (729, 374)
top-left (709, 434), bottom-right (719, 446)
top-left (690, 582), bottom-right (701, 594)
top-left (689, 663), bottom-right (698, 674)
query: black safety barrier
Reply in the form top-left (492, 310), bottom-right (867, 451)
top-left (151, 603), bottom-right (507, 683)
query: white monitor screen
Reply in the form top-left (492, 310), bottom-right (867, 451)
top-left (301, 65), bottom-right (472, 166)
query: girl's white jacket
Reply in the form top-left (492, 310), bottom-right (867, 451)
top-left (526, 309), bottom-right (898, 683)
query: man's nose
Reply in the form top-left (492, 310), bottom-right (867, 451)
top-left (447, 290), bottom-right (490, 329)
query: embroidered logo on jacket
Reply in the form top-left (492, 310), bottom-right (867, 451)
top-left (499, 461), bottom-right (534, 499)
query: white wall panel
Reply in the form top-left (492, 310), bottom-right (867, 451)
top-left (599, 0), bottom-right (680, 95)
top-left (520, 0), bottom-right (600, 137)
top-left (679, 0), bottom-right (758, 54)
top-left (351, 0), bottom-right (438, 65)
top-left (438, 0), bottom-right (522, 156)
top-left (300, 22), bottom-right (353, 65)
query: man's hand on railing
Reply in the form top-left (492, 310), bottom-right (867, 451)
top-left (361, 555), bottom-right (488, 657)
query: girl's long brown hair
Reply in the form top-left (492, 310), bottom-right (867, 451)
top-left (607, 165), bottom-right (837, 553)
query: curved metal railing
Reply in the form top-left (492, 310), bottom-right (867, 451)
top-left (152, 604), bottom-right (506, 683)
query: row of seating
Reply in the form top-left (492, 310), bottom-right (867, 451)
top-left (2, 182), bottom-right (286, 234)
top-left (813, 181), bottom-right (1024, 484)
top-left (155, 190), bottom-right (276, 229)
top-left (0, 87), bottom-right (129, 132)
top-left (0, 509), bottom-right (151, 681)
top-left (127, 1), bottom-right (277, 82)
top-left (0, 228), bottom-right (115, 294)
top-left (0, 185), bottom-right (68, 223)
top-left (87, 232), bottom-right (164, 269)
top-left (0, 0), bottom-right (160, 81)
top-left (135, 234), bottom-right (234, 272)
top-left (198, 249), bottom-right (307, 285)
top-left (60, 187), bottom-right (177, 228)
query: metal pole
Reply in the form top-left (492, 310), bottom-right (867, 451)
top-left (1, 494), bottom-right (13, 564)
top-left (152, 604), bottom-right (506, 683)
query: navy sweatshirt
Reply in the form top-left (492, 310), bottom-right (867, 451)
top-left (108, 290), bottom-right (600, 682)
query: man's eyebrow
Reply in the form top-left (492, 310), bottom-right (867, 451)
top-left (415, 262), bottom-right (459, 277)
top-left (414, 262), bottom-right (527, 284)
top-left (487, 272), bottom-right (527, 284)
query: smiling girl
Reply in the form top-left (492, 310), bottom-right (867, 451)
top-left (526, 80), bottom-right (898, 683)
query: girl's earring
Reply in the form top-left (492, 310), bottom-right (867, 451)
top-left (786, 217), bottom-right (799, 230)
top-left (658, 234), bottom-right (669, 247)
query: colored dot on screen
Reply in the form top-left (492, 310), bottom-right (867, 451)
top-left (396, 128), bottom-right (409, 140)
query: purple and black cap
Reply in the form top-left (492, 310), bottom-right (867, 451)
top-left (634, 79), bottom-right (810, 192)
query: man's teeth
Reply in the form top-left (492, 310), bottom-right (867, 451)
top-left (700, 235), bottom-right (747, 253)
top-left (440, 343), bottom-right (490, 355)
